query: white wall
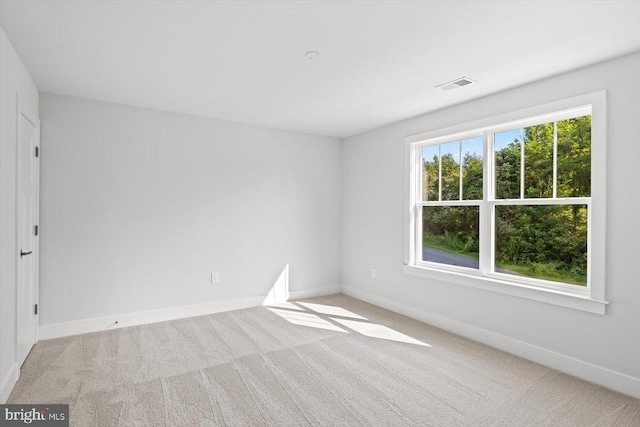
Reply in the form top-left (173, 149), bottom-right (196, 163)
top-left (39, 93), bottom-right (341, 328)
top-left (0, 26), bottom-right (39, 402)
top-left (8, 32), bottom-right (639, 401)
top-left (342, 53), bottom-right (640, 391)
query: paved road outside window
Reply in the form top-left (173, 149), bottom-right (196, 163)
top-left (423, 247), bottom-right (522, 276)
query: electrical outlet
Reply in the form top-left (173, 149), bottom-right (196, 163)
top-left (211, 272), bottom-right (219, 284)
top-left (371, 268), bottom-right (376, 279)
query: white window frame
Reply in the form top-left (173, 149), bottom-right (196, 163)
top-left (404, 91), bottom-right (607, 314)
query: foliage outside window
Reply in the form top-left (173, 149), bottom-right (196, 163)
top-left (414, 109), bottom-right (593, 290)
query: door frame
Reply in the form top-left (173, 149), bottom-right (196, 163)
top-left (14, 94), bottom-right (40, 368)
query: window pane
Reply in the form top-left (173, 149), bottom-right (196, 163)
top-left (495, 129), bottom-right (521, 199)
top-left (462, 137), bottom-right (483, 200)
top-left (557, 115), bottom-right (591, 198)
top-left (422, 145), bottom-right (439, 201)
top-left (440, 140), bottom-right (460, 200)
top-left (524, 123), bottom-right (554, 198)
top-left (495, 204), bottom-right (588, 286)
top-left (422, 206), bottom-right (479, 269)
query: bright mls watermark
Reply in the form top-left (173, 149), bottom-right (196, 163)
top-left (0, 405), bottom-right (68, 426)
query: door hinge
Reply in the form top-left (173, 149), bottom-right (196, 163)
top-left (34, 304), bottom-right (38, 315)
top-left (35, 146), bottom-right (39, 158)
top-left (34, 225), bottom-right (39, 236)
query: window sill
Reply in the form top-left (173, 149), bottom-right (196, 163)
top-left (403, 264), bottom-right (608, 315)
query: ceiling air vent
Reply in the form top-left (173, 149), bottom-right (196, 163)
top-left (436, 77), bottom-right (476, 91)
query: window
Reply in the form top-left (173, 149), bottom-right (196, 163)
top-left (405, 92), bottom-right (607, 314)
top-left (420, 137), bottom-right (483, 270)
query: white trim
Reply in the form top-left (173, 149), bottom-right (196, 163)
top-left (519, 127), bottom-right (525, 199)
top-left (0, 363), bottom-right (19, 404)
top-left (418, 200), bottom-right (481, 207)
top-left (288, 285), bottom-right (342, 300)
top-left (341, 285), bottom-right (639, 399)
top-left (489, 197), bottom-right (590, 206)
top-left (588, 91), bottom-right (607, 301)
top-left (34, 116), bottom-right (40, 344)
top-left (406, 104), bottom-right (592, 145)
top-left (39, 296), bottom-right (266, 340)
top-left (404, 264), bottom-right (605, 314)
top-left (553, 121), bottom-right (558, 198)
top-left (438, 144), bottom-right (442, 200)
top-left (38, 286), bottom-right (342, 340)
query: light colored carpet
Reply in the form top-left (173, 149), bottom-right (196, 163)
top-left (9, 294), bottom-right (640, 426)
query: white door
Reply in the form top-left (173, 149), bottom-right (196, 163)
top-left (16, 109), bottom-right (39, 366)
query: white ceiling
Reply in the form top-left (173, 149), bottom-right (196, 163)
top-left (1, 1), bottom-right (639, 138)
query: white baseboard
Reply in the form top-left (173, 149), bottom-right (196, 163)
top-left (39, 295), bottom-right (266, 340)
top-left (341, 285), bottom-right (640, 399)
top-left (288, 285), bottom-right (342, 300)
top-left (0, 363), bottom-right (19, 404)
top-left (39, 286), bottom-right (342, 341)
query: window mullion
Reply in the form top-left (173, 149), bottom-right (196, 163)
top-left (418, 200), bottom-right (481, 207)
top-left (459, 140), bottom-right (463, 201)
top-left (491, 197), bottom-right (590, 206)
top-left (415, 205), bottom-right (422, 265)
top-left (586, 199), bottom-right (592, 289)
top-left (438, 144), bottom-right (442, 201)
top-left (479, 130), bottom-right (492, 275)
top-left (520, 128), bottom-right (525, 199)
top-left (553, 121), bottom-right (558, 198)
top-left (414, 145), bottom-right (423, 265)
